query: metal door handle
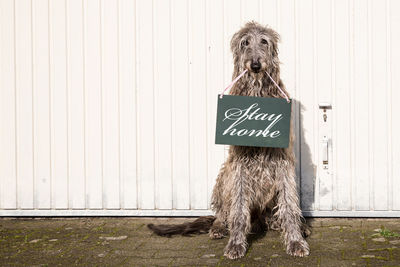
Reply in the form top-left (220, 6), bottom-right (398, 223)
top-left (322, 136), bottom-right (328, 168)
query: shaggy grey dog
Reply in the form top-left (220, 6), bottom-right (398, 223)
top-left (148, 21), bottom-right (310, 259)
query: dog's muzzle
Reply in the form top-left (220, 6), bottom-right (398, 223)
top-left (250, 61), bottom-right (261, 73)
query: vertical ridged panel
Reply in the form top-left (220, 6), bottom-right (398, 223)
top-left (0, 0), bottom-right (17, 209)
top-left (84, 0), bottom-right (102, 209)
top-left (49, 0), bottom-right (68, 209)
top-left (353, 0), bottom-right (370, 211)
top-left (32, 0), bottom-right (51, 209)
top-left (334, 0), bottom-right (351, 210)
top-left (171, 0), bottom-right (190, 210)
top-left (388, 0), bottom-right (400, 210)
top-left (119, 0), bottom-right (137, 209)
top-left (206, 0), bottom-right (225, 208)
top-left (66, 0), bottom-right (85, 209)
top-left (371, 0), bottom-right (388, 211)
top-left (15, 0), bottom-right (34, 209)
top-left (386, 0), bottom-right (392, 212)
top-left (101, 0), bottom-right (120, 209)
top-left (189, 0), bottom-right (208, 209)
top-left (136, 0), bottom-right (155, 209)
top-left (153, 0), bottom-right (173, 209)
top-left (391, 0), bottom-right (400, 211)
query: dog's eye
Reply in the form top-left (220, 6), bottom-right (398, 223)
top-left (241, 40), bottom-right (249, 48)
top-left (261, 39), bottom-right (268, 45)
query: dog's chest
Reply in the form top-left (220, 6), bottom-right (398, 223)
top-left (252, 170), bottom-right (275, 191)
top-left (246, 156), bottom-right (279, 203)
top-left (247, 173), bottom-right (276, 209)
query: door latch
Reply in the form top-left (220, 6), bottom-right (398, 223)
top-left (319, 102), bottom-right (332, 122)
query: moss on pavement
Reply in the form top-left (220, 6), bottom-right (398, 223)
top-left (1, 217), bottom-right (400, 266)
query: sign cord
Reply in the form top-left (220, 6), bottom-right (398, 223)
top-left (219, 69), bottom-right (248, 98)
top-left (219, 69), bottom-right (291, 103)
top-left (265, 72), bottom-right (290, 103)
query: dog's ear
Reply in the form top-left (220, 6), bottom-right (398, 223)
top-left (271, 40), bottom-right (279, 58)
top-left (266, 28), bottom-right (280, 43)
top-left (230, 31), bottom-right (242, 53)
top-left (265, 27), bottom-right (280, 57)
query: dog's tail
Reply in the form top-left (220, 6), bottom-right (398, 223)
top-left (147, 216), bottom-right (216, 237)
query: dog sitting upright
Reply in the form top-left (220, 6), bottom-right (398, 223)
top-left (148, 22), bottom-right (310, 259)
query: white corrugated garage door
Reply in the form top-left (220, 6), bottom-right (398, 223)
top-left (1, 0), bottom-right (400, 217)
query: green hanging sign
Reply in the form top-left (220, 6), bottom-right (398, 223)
top-left (215, 94), bottom-right (292, 148)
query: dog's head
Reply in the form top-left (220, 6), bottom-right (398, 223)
top-left (231, 22), bottom-right (280, 76)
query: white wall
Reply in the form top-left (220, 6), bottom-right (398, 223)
top-left (1, 0), bottom-right (400, 216)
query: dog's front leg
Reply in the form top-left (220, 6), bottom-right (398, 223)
top-left (274, 162), bottom-right (310, 257)
top-left (224, 164), bottom-right (251, 259)
top-left (210, 165), bottom-right (229, 239)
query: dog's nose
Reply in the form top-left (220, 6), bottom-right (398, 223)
top-left (250, 61), bottom-right (261, 72)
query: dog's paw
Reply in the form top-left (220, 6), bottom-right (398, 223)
top-left (286, 239), bottom-right (310, 257)
top-left (224, 243), bottom-right (247, 259)
top-left (209, 226), bottom-right (227, 239)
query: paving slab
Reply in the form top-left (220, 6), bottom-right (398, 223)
top-left (1, 217), bottom-right (400, 266)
